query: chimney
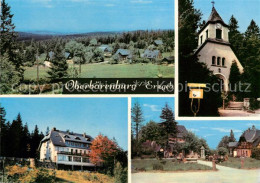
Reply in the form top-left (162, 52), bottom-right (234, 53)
top-left (83, 133), bottom-right (86, 138)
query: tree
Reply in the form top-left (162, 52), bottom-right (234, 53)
top-left (140, 121), bottom-right (163, 144)
top-left (47, 40), bottom-right (68, 81)
top-left (228, 15), bottom-right (244, 62)
top-left (245, 20), bottom-right (260, 39)
top-left (89, 134), bottom-right (118, 174)
top-left (181, 131), bottom-right (200, 155)
top-left (131, 101), bottom-right (144, 142)
top-left (0, 54), bottom-right (20, 94)
top-left (218, 147), bottom-right (228, 156)
top-left (229, 62), bottom-right (241, 92)
top-left (160, 103), bottom-right (177, 146)
top-left (0, 0), bottom-right (24, 79)
top-left (217, 135), bottom-right (230, 149)
top-left (178, 0), bottom-right (222, 116)
top-left (229, 130), bottom-right (236, 142)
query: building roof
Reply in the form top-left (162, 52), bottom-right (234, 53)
top-left (228, 142), bottom-right (238, 148)
top-left (228, 126), bottom-right (260, 148)
top-left (99, 45), bottom-right (112, 52)
top-left (198, 7), bottom-right (228, 34)
top-left (47, 51), bottom-right (71, 60)
top-left (162, 56), bottom-right (175, 62)
top-left (143, 49), bottom-right (160, 59)
top-left (115, 49), bottom-right (131, 56)
top-left (154, 40), bottom-right (163, 45)
top-left (176, 125), bottom-right (188, 138)
top-left (39, 128), bottom-right (93, 150)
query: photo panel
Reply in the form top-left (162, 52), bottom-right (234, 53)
top-left (130, 97), bottom-right (260, 183)
top-left (178, 0), bottom-right (260, 117)
top-left (1, 0), bottom-right (175, 95)
top-left (0, 97), bottom-right (128, 182)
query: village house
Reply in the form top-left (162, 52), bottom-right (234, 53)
top-left (38, 128), bottom-right (95, 170)
top-left (114, 49), bottom-right (132, 62)
top-left (154, 39), bottom-right (163, 46)
top-left (228, 125), bottom-right (260, 158)
top-left (195, 5), bottom-right (244, 91)
top-left (45, 51), bottom-right (72, 61)
top-left (162, 56), bottom-right (175, 64)
top-left (98, 45), bottom-right (113, 57)
top-left (143, 49), bottom-right (162, 61)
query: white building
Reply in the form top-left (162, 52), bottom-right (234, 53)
top-left (39, 128), bottom-right (95, 170)
top-left (195, 5), bottom-right (244, 91)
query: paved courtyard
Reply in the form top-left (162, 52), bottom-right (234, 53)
top-left (219, 109), bottom-right (260, 117)
top-left (132, 160), bottom-right (260, 183)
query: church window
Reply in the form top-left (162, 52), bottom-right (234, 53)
top-left (216, 29), bottom-right (222, 39)
top-left (212, 56), bottom-right (216, 65)
top-left (217, 57), bottom-right (221, 65)
top-left (200, 35), bottom-right (203, 44)
top-left (206, 30), bottom-right (208, 39)
top-left (222, 58), bottom-right (225, 66)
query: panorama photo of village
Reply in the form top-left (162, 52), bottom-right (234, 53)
top-left (178, 0), bottom-right (260, 117)
top-left (0, 0), bottom-right (174, 94)
top-left (131, 97), bottom-right (260, 183)
top-left (0, 97), bottom-right (128, 183)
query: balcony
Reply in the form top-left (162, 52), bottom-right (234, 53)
top-left (57, 151), bottom-right (90, 157)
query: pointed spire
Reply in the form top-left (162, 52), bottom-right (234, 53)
top-left (207, 6), bottom-right (226, 26)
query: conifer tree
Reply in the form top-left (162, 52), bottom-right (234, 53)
top-left (131, 102), bottom-right (144, 142)
top-left (47, 40), bottom-right (68, 81)
top-left (160, 103), bottom-right (177, 146)
top-left (0, 0), bottom-right (24, 78)
top-left (229, 62), bottom-right (241, 92)
top-left (229, 130), bottom-right (236, 142)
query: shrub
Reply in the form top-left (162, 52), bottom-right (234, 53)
top-left (252, 148), bottom-right (260, 160)
top-left (250, 98), bottom-right (260, 110)
top-left (6, 166), bottom-right (56, 183)
top-left (217, 147), bottom-right (228, 156)
top-left (152, 163), bottom-right (163, 171)
top-left (114, 162), bottom-right (127, 183)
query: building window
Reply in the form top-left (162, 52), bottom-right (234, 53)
top-left (200, 35), bottom-right (203, 44)
top-left (216, 29), bottom-right (222, 39)
top-left (206, 30), bottom-right (208, 39)
top-left (222, 58), bottom-right (225, 66)
top-left (71, 149), bottom-right (73, 154)
top-left (73, 157), bottom-right (81, 162)
top-left (82, 158), bottom-right (90, 163)
top-left (212, 56), bottom-right (216, 65)
top-left (217, 57), bottom-right (221, 65)
top-left (68, 156), bottom-right (72, 161)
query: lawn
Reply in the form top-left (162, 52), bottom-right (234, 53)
top-left (219, 157), bottom-right (260, 169)
top-left (132, 159), bottom-right (212, 173)
top-left (24, 63), bottom-right (174, 81)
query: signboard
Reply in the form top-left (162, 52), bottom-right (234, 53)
top-left (189, 89), bottom-right (204, 99)
top-left (187, 83), bottom-right (207, 88)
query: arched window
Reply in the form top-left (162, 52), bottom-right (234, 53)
top-left (216, 29), bottom-right (222, 39)
top-left (212, 56), bottom-right (216, 65)
top-left (222, 58), bottom-right (225, 66)
top-left (217, 57), bottom-right (221, 65)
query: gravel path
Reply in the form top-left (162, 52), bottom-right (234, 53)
top-left (132, 160), bottom-right (260, 183)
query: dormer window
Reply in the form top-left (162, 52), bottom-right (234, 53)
top-left (75, 137), bottom-right (81, 140)
top-left (212, 56), bottom-right (216, 65)
top-left (64, 135), bottom-right (70, 138)
top-left (216, 29), bottom-right (222, 39)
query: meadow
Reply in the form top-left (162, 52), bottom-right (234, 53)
top-left (24, 63), bottom-right (175, 81)
top-left (219, 157), bottom-right (260, 169)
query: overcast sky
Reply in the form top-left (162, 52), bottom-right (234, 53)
top-left (6, 0), bottom-right (175, 33)
top-left (0, 97), bottom-right (128, 150)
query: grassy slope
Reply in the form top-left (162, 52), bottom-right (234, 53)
top-left (219, 157), bottom-right (260, 169)
top-left (56, 170), bottom-right (114, 183)
top-left (24, 63), bottom-right (174, 80)
top-left (132, 159), bottom-right (212, 172)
